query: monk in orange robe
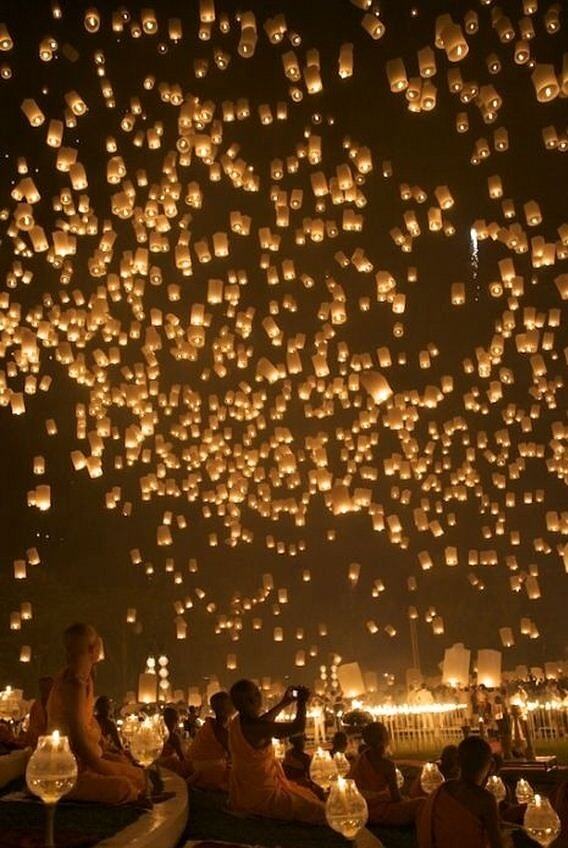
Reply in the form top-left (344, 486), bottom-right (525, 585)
top-left (188, 691), bottom-right (233, 790)
top-left (552, 779), bottom-right (568, 841)
top-left (25, 677), bottom-right (53, 749)
top-left (409, 744), bottom-right (460, 798)
top-left (158, 706), bottom-right (193, 778)
top-left (351, 722), bottom-right (424, 826)
top-left (417, 736), bottom-right (504, 848)
top-left (283, 733), bottom-right (312, 782)
top-left (228, 679), bottom-right (326, 825)
top-left (47, 623), bottom-right (146, 805)
top-left (0, 721), bottom-right (26, 753)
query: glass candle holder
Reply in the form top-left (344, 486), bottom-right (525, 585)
top-left (334, 751), bottom-right (351, 778)
top-left (272, 738), bottom-right (286, 761)
top-left (524, 794), bottom-right (561, 847)
top-left (129, 716), bottom-right (164, 768)
top-left (395, 766), bottom-right (405, 790)
top-left (26, 731), bottom-right (77, 848)
top-left (420, 761), bottom-right (444, 794)
top-left (326, 776), bottom-right (369, 840)
top-left (516, 777), bottom-right (535, 805)
top-left (309, 746), bottom-right (339, 790)
top-left (486, 775), bottom-right (507, 804)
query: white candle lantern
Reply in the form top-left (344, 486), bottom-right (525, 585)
top-left (26, 731), bottom-right (78, 847)
top-left (516, 777), bottom-right (535, 805)
top-left (326, 776), bottom-right (368, 840)
top-left (129, 716), bottom-right (164, 767)
top-left (334, 751), bottom-right (351, 778)
top-left (486, 775), bottom-right (507, 803)
top-left (420, 761), bottom-right (444, 794)
top-left (395, 766), bottom-right (405, 790)
top-left (309, 747), bottom-right (338, 790)
top-left (272, 738), bottom-right (286, 761)
top-left (524, 794), bottom-right (561, 846)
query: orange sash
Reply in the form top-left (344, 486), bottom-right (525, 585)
top-left (47, 670), bottom-right (103, 765)
top-left (417, 785), bottom-right (489, 848)
top-left (188, 718), bottom-right (229, 790)
top-left (351, 751), bottom-right (423, 826)
top-left (228, 716), bottom-right (325, 824)
top-left (25, 699), bottom-right (47, 749)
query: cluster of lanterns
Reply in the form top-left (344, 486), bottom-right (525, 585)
top-left (0, 0), bottom-right (566, 675)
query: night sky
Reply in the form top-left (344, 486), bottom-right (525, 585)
top-left (0, 0), bottom-right (566, 699)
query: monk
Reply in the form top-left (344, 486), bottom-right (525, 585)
top-left (552, 779), bottom-right (568, 841)
top-left (228, 679), bottom-right (326, 824)
top-left (24, 677), bottom-right (53, 749)
top-left (417, 736), bottom-right (504, 848)
top-left (158, 706), bottom-right (193, 778)
top-left (351, 722), bottom-right (424, 825)
top-left (283, 734), bottom-right (311, 782)
top-left (330, 731), bottom-right (352, 761)
top-left (94, 695), bottom-right (123, 754)
top-left (0, 721), bottom-right (26, 754)
top-left (410, 744), bottom-right (460, 798)
top-left (47, 623), bottom-right (146, 805)
top-left (188, 691), bottom-right (233, 790)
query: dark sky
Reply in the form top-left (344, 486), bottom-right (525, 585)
top-left (0, 0), bottom-right (566, 699)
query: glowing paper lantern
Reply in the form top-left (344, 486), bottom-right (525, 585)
top-left (476, 649), bottom-right (502, 688)
top-left (138, 673), bottom-right (157, 704)
top-left (336, 662), bottom-right (365, 698)
top-left (442, 643), bottom-right (470, 687)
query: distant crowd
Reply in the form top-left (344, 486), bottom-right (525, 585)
top-left (1, 624), bottom-right (568, 848)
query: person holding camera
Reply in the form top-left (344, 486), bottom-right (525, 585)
top-left (228, 680), bottom-right (326, 825)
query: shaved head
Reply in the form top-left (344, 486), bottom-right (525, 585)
top-left (230, 679), bottom-right (261, 715)
top-left (63, 622), bottom-right (101, 663)
top-left (210, 690), bottom-right (233, 722)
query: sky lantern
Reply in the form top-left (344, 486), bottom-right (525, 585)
top-left (0, 0), bottom-right (566, 682)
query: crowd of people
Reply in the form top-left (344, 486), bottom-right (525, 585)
top-left (1, 623), bottom-right (568, 847)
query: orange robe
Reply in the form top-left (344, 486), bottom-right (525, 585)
top-left (228, 716), bottom-right (325, 824)
top-left (187, 717), bottom-right (230, 790)
top-left (552, 780), bottom-right (568, 840)
top-left (417, 784), bottom-right (489, 848)
top-left (25, 699), bottom-right (48, 749)
top-left (351, 751), bottom-right (424, 825)
top-left (158, 731), bottom-right (194, 779)
top-left (47, 669), bottom-right (145, 805)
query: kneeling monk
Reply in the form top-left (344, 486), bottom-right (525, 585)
top-left (228, 680), bottom-right (325, 825)
top-left (25, 677), bottom-right (53, 749)
top-left (417, 736), bottom-right (504, 848)
top-left (351, 722), bottom-right (424, 826)
top-left (47, 623), bottom-right (146, 805)
top-left (158, 706), bottom-right (195, 779)
top-left (188, 691), bottom-right (233, 790)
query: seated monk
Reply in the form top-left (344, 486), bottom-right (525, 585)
top-left (24, 677), bottom-right (53, 749)
top-left (0, 721), bottom-right (27, 754)
top-left (283, 733), bottom-right (311, 782)
top-left (157, 706), bottom-right (193, 778)
top-left (228, 680), bottom-right (326, 825)
top-left (351, 722), bottom-right (424, 826)
top-left (417, 736), bottom-right (504, 848)
top-left (188, 691), bottom-right (233, 790)
top-left (184, 706), bottom-right (200, 739)
top-left (283, 733), bottom-right (324, 800)
top-left (552, 779), bottom-right (568, 841)
top-left (47, 623), bottom-right (146, 805)
top-left (410, 744), bottom-right (460, 798)
top-left (330, 731), bottom-right (353, 762)
top-left (94, 696), bottom-right (123, 754)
